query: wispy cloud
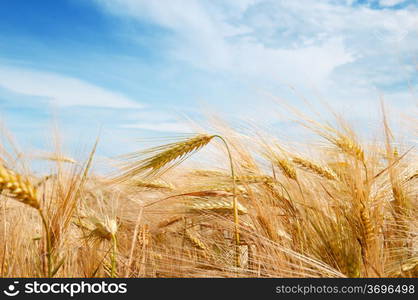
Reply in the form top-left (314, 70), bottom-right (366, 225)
top-left (95, 0), bottom-right (356, 85)
top-left (0, 65), bottom-right (142, 108)
top-left (121, 121), bottom-right (193, 133)
top-left (89, 0), bottom-right (417, 138)
top-left (379, 0), bottom-right (407, 7)
top-left (92, 0), bottom-right (417, 114)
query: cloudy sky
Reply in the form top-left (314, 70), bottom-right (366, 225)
top-left (0, 0), bottom-right (416, 156)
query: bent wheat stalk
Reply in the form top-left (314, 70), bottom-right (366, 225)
top-left (212, 135), bottom-right (241, 268)
top-left (116, 134), bottom-right (241, 267)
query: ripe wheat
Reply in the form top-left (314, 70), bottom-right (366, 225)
top-left (0, 164), bottom-right (39, 209)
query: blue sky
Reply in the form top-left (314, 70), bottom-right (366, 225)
top-left (0, 0), bottom-right (416, 157)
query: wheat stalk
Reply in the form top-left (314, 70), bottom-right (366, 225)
top-left (405, 171), bottom-right (417, 182)
top-left (116, 133), bottom-right (242, 267)
top-left (173, 190), bottom-right (234, 198)
top-left (292, 157), bottom-right (338, 181)
top-left (103, 260), bottom-right (119, 277)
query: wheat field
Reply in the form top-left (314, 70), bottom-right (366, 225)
top-left (0, 105), bottom-right (416, 278)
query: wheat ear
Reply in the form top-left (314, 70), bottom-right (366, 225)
top-left (275, 158), bottom-right (297, 180)
top-left (116, 134), bottom-right (216, 181)
top-left (0, 164), bottom-right (54, 276)
top-left (40, 154), bottom-right (77, 164)
top-left (235, 175), bottom-right (274, 184)
top-left (292, 157), bottom-right (338, 181)
top-left (187, 198), bottom-right (248, 215)
top-left (185, 230), bottom-right (208, 251)
top-left (131, 179), bottom-right (173, 190)
top-left (0, 164), bottom-right (40, 209)
top-left (77, 216), bottom-right (118, 277)
top-left (334, 135), bottom-right (365, 162)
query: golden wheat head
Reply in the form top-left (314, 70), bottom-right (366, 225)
top-left (334, 135), bottom-right (365, 162)
top-left (275, 158), bottom-right (297, 180)
top-left (292, 156), bottom-right (338, 181)
top-left (187, 198), bottom-right (248, 215)
top-left (78, 216), bottom-right (118, 242)
top-left (185, 230), bottom-right (208, 251)
top-left (115, 134), bottom-right (215, 182)
top-left (0, 164), bottom-right (39, 209)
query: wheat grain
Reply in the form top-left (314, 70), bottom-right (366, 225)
top-left (275, 159), bottom-right (297, 180)
top-left (334, 135), bottom-right (365, 161)
top-left (103, 260), bottom-right (119, 277)
top-left (76, 216), bottom-right (118, 242)
top-left (292, 157), bottom-right (338, 181)
top-left (359, 204), bottom-right (375, 249)
top-left (41, 154), bottom-right (77, 164)
top-left (187, 198), bottom-right (248, 215)
top-left (234, 175), bottom-right (274, 184)
top-left (116, 134), bottom-right (216, 181)
top-left (0, 164), bottom-right (39, 209)
top-left (131, 179), bottom-right (174, 190)
top-left (185, 230), bottom-right (208, 251)
top-left (189, 170), bottom-right (228, 177)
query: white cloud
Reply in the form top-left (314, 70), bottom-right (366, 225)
top-left (232, 37), bottom-right (354, 86)
top-left (0, 65), bottom-right (142, 108)
top-left (379, 0), bottom-right (406, 7)
top-left (68, 0), bottom-right (418, 137)
top-left (93, 1), bottom-right (355, 87)
top-left (94, 0), bottom-right (417, 89)
top-left (121, 121), bottom-right (193, 133)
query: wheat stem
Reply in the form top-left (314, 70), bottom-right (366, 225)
top-left (213, 135), bottom-right (240, 268)
top-left (110, 234), bottom-right (117, 278)
top-left (38, 209), bottom-right (52, 277)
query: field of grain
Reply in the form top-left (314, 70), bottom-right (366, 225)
top-left (0, 105), bottom-right (416, 278)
